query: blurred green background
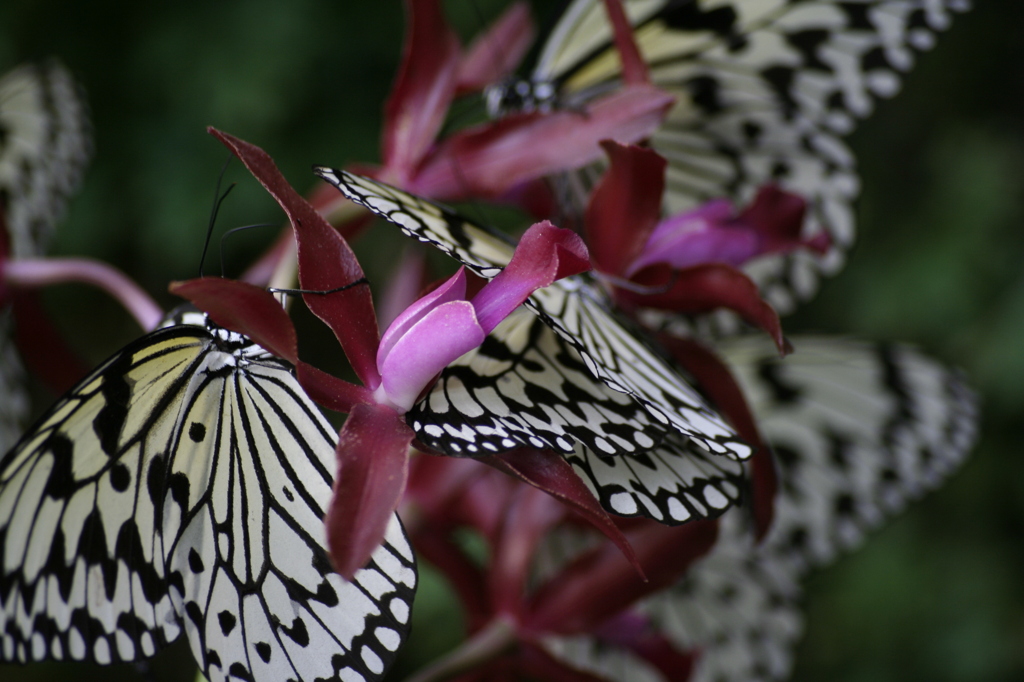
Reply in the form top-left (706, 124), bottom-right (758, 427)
top-left (1, 0), bottom-right (1021, 680)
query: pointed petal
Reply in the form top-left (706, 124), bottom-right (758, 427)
top-left (482, 449), bottom-right (642, 578)
top-left (456, 2), bottom-right (535, 92)
top-left (620, 263), bottom-right (788, 354)
top-left (326, 403), bottom-right (413, 580)
top-left (295, 362), bottom-right (373, 414)
top-left (383, 0), bottom-right (461, 178)
top-left (524, 519), bottom-right (718, 635)
top-left (412, 85), bottom-right (675, 200)
top-left (585, 141), bottom-right (665, 276)
top-left (600, 0), bottom-right (649, 85)
top-left (210, 128), bottom-right (381, 387)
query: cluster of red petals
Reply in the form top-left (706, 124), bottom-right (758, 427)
top-left (404, 454), bottom-right (718, 681)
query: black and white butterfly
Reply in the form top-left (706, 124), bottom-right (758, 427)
top-left (316, 167), bottom-right (751, 463)
top-left (0, 60), bottom-right (91, 258)
top-left (0, 310), bottom-right (416, 682)
top-left (545, 335), bottom-right (977, 682)
top-left (0, 60), bottom-right (91, 457)
top-left (488, 0), bottom-right (968, 315)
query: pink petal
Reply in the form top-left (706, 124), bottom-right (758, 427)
top-left (482, 449), bottom-right (642, 579)
top-left (456, 2), bottom-right (535, 93)
top-left (739, 184), bottom-right (819, 254)
top-left (382, 0), bottom-right (461, 181)
top-left (600, 0), bottom-right (649, 85)
top-left (585, 141), bottom-right (666, 276)
top-left (619, 263), bottom-right (788, 354)
top-left (411, 84), bottom-right (675, 200)
top-left (472, 221), bottom-right (590, 333)
top-left (377, 246), bottom-right (427, 330)
top-left (378, 299), bottom-right (486, 413)
top-left (659, 336), bottom-right (776, 540)
top-left (378, 267), bottom-right (467, 369)
top-left (628, 200), bottom-right (749, 274)
top-left (210, 128), bottom-right (382, 388)
top-left (523, 519), bottom-right (718, 635)
top-left (170, 277), bottom-right (299, 364)
top-left (326, 402), bottom-right (413, 580)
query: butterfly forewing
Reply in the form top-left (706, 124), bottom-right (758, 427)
top-left (0, 318), bottom-right (416, 681)
top-left (317, 168), bottom-right (752, 462)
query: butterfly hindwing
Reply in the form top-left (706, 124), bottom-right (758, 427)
top-left (0, 317), bottom-right (416, 681)
top-left (317, 168), bottom-right (753, 461)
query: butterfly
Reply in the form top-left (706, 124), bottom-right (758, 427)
top-left (0, 60), bottom-right (91, 258)
top-left (0, 60), bottom-right (91, 457)
top-left (487, 0), bottom-right (968, 315)
top-left (544, 335), bottom-right (977, 681)
top-left (316, 168), bottom-right (752, 463)
top-left (0, 309), bottom-right (417, 682)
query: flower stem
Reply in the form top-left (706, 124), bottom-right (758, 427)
top-left (402, 616), bottom-right (517, 682)
top-left (5, 257), bottom-right (163, 331)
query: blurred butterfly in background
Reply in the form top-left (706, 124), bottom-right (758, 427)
top-left (487, 0), bottom-right (969, 315)
top-left (0, 60), bottom-right (92, 454)
top-left (0, 309), bottom-right (417, 682)
top-left (544, 334), bottom-right (977, 681)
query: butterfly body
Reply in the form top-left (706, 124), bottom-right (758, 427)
top-left (0, 313), bottom-right (416, 682)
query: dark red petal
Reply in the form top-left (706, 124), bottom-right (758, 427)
top-left (600, 0), bottom-right (649, 85)
top-left (209, 128), bottom-right (381, 388)
top-left (456, 2), bottom-right (535, 93)
top-left (488, 486), bottom-right (565, 615)
top-left (659, 336), bottom-right (777, 541)
top-left (739, 184), bottom-right (813, 250)
top-left (585, 141), bottom-right (665, 276)
top-left (524, 519), bottom-right (718, 635)
top-left (412, 85), bottom-right (675, 200)
top-left (170, 277), bottom-right (299, 364)
top-left (413, 527), bottom-right (492, 631)
top-left (383, 0), bottom-right (461, 178)
top-left (326, 403), bottom-right (414, 580)
top-left (620, 263), bottom-right (788, 354)
top-left (482, 449), bottom-right (643, 579)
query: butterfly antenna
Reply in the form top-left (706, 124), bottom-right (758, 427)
top-left (199, 154), bottom-right (236, 278)
top-left (218, 222), bottom-right (279, 276)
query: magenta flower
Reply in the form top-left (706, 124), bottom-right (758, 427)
top-left (583, 141), bottom-right (828, 353)
top-left (173, 129), bottom-right (590, 579)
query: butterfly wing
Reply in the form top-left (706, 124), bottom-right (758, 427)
top-left (718, 334), bottom-right (977, 573)
top-left (0, 60), bottom-right (91, 258)
top-left (318, 168), bottom-right (752, 461)
top-left (527, 0), bottom-right (967, 313)
top-left (0, 321), bottom-right (416, 681)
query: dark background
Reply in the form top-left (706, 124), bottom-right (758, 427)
top-left (0, 1), bottom-right (1021, 680)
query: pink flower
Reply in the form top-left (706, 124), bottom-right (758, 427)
top-left (173, 129), bottom-right (590, 579)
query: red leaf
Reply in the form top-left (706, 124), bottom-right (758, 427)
top-left (209, 128), bottom-right (381, 388)
top-left (585, 141), bottom-right (665, 276)
top-left (326, 403), bottom-right (413, 579)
